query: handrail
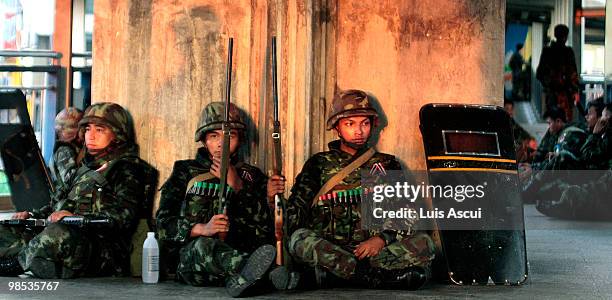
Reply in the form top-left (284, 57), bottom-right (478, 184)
top-left (0, 50), bottom-right (62, 59)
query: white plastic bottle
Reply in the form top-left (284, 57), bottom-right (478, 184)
top-left (142, 232), bottom-right (159, 284)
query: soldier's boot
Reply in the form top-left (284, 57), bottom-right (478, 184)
top-left (226, 244), bottom-right (276, 298)
top-left (28, 257), bottom-right (76, 279)
top-left (376, 267), bottom-right (428, 290)
top-left (269, 265), bottom-right (300, 290)
top-left (353, 260), bottom-right (428, 290)
top-left (0, 256), bottom-right (23, 276)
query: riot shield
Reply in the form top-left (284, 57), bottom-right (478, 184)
top-left (0, 90), bottom-right (53, 211)
top-left (419, 103), bottom-right (528, 285)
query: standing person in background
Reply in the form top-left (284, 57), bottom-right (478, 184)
top-left (536, 24), bottom-right (579, 122)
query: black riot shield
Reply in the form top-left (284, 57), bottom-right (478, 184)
top-left (419, 103), bottom-right (528, 285)
top-left (0, 90), bottom-right (53, 211)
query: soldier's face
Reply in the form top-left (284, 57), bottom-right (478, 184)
top-left (203, 129), bottom-right (240, 158)
top-left (57, 125), bottom-right (79, 142)
top-left (84, 124), bottom-right (115, 153)
top-left (586, 107), bottom-right (599, 130)
top-left (546, 117), bottom-right (564, 134)
top-left (603, 108), bottom-right (612, 120)
top-left (335, 116), bottom-right (372, 145)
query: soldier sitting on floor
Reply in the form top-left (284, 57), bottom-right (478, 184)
top-left (50, 107), bottom-right (84, 203)
top-left (156, 102), bottom-right (276, 297)
top-left (268, 89), bottom-right (435, 290)
top-left (0, 102), bottom-right (151, 278)
top-left (537, 103), bottom-right (612, 220)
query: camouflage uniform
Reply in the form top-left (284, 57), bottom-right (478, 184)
top-left (0, 102), bottom-right (151, 278)
top-left (580, 131), bottom-right (612, 170)
top-left (51, 107), bottom-right (84, 206)
top-left (524, 124), bottom-right (587, 205)
top-left (286, 90), bottom-right (435, 287)
top-left (532, 124), bottom-right (586, 171)
top-left (535, 129), bottom-right (612, 219)
top-left (541, 170), bottom-right (612, 220)
top-left (156, 102), bottom-right (274, 286)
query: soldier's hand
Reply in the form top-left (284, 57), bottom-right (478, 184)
top-left (194, 214), bottom-right (229, 237)
top-left (11, 211), bottom-right (31, 220)
top-left (211, 157), bottom-right (243, 192)
top-left (48, 210), bottom-right (75, 223)
top-left (593, 118), bottom-right (609, 135)
top-left (354, 236), bottom-right (385, 260)
top-left (267, 175), bottom-right (286, 207)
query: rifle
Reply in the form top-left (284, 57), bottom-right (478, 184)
top-left (271, 36), bottom-right (285, 266)
top-left (0, 216), bottom-right (111, 228)
top-left (217, 37), bottom-right (234, 241)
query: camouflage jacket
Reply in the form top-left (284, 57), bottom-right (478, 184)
top-left (35, 144), bottom-right (147, 274)
top-left (50, 141), bottom-right (81, 202)
top-left (580, 131), bottom-right (612, 170)
top-left (156, 148), bottom-right (273, 254)
top-left (54, 146), bottom-right (145, 232)
top-left (286, 140), bottom-right (416, 247)
top-left (534, 124), bottom-right (586, 170)
top-left (534, 130), bottom-right (558, 164)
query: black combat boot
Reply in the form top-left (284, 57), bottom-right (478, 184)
top-left (226, 244), bottom-right (276, 297)
top-left (269, 265), bottom-right (300, 290)
top-left (353, 261), bottom-right (428, 290)
top-left (0, 256), bottom-right (23, 276)
top-left (377, 267), bottom-right (428, 290)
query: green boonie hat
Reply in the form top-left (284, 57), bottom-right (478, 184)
top-left (55, 107), bottom-right (83, 132)
top-left (195, 102), bottom-right (246, 142)
top-left (326, 89), bottom-right (378, 130)
top-left (78, 102), bottom-right (133, 143)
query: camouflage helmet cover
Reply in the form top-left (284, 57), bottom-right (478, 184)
top-left (195, 102), bottom-right (246, 142)
top-left (55, 107), bottom-right (83, 137)
top-left (78, 102), bottom-right (133, 143)
top-left (326, 89), bottom-right (378, 130)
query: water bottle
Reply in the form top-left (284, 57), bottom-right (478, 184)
top-left (142, 232), bottom-right (159, 284)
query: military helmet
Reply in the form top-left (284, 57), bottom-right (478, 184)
top-left (55, 107), bottom-right (83, 134)
top-left (326, 89), bottom-right (378, 130)
top-left (78, 102), bottom-right (133, 143)
top-left (195, 102), bottom-right (246, 142)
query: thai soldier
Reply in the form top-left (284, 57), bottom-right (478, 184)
top-left (269, 89), bottom-right (435, 290)
top-left (51, 107), bottom-right (84, 201)
top-left (522, 107), bottom-right (587, 204)
top-left (538, 104), bottom-right (612, 220)
top-left (0, 102), bottom-right (151, 278)
top-left (156, 102), bottom-right (276, 297)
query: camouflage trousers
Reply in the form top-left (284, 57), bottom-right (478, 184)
top-left (539, 170), bottom-right (612, 220)
top-left (0, 225), bottom-right (36, 257)
top-left (0, 223), bottom-right (115, 278)
top-left (176, 237), bottom-right (248, 286)
top-left (288, 228), bottom-right (435, 280)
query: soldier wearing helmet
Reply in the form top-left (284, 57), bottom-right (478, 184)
top-left (269, 89), bottom-right (434, 290)
top-left (0, 102), bottom-right (154, 279)
top-left (51, 107), bottom-right (84, 200)
top-left (156, 102), bottom-right (275, 297)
